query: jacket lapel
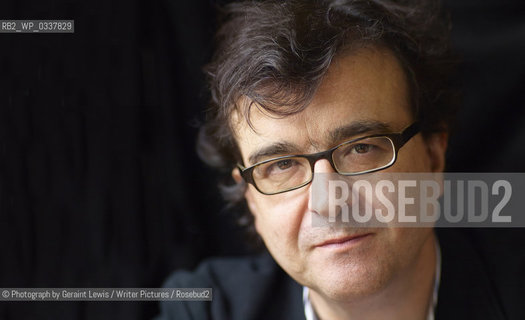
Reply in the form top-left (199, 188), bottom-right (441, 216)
top-left (435, 229), bottom-right (506, 320)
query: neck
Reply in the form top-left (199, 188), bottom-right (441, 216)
top-left (309, 231), bottom-right (437, 320)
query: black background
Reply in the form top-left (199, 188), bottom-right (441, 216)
top-left (0, 0), bottom-right (524, 319)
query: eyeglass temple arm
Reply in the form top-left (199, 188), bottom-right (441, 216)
top-left (401, 121), bottom-right (420, 144)
top-left (236, 163), bottom-right (253, 182)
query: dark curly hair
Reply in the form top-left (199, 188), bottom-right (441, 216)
top-left (197, 0), bottom-right (458, 238)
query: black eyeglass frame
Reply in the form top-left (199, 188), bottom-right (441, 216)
top-left (237, 122), bottom-right (420, 195)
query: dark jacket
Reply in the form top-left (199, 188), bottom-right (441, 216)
top-left (156, 228), bottom-right (525, 320)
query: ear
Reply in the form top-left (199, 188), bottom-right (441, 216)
top-left (232, 167), bottom-right (262, 232)
top-left (232, 167), bottom-right (255, 211)
top-left (425, 131), bottom-right (448, 172)
top-left (232, 167), bottom-right (243, 184)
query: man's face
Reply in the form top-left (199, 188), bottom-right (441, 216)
top-left (232, 46), bottom-right (447, 301)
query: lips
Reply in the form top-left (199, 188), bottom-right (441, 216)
top-left (316, 233), bottom-right (372, 247)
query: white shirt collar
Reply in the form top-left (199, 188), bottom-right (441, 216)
top-left (303, 241), bottom-right (442, 320)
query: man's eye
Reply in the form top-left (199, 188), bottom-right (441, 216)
top-left (265, 159), bottom-right (295, 175)
top-left (264, 158), bottom-right (299, 176)
top-left (276, 159), bottom-right (293, 170)
top-left (352, 144), bottom-right (371, 154)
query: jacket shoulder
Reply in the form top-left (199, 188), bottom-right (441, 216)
top-left (155, 253), bottom-right (303, 320)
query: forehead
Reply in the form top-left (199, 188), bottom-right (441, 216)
top-left (232, 46), bottom-right (413, 165)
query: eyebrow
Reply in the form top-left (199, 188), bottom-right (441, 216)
top-left (247, 141), bottom-right (302, 166)
top-left (246, 120), bottom-right (394, 166)
top-left (329, 120), bottom-right (393, 144)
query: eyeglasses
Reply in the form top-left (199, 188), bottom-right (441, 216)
top-left (237, 122), bottom-right (420, 195)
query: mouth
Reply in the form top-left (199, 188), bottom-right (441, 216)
top-left (316, 233), bottom-right (373, 249)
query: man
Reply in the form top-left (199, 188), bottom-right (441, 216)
top-left (157, 1), bottom-right (523, 319)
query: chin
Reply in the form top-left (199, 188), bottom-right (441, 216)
top-left (310, 257), bottom-right (392, 301)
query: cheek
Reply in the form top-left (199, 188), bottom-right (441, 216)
top-left (386, 227), bottom-right (432, 263)
top-left (249, 188), bottom-right (309, 253)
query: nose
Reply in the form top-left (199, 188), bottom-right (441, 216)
top-left (313, 158), bottom-right (337, 174)
top-left (308, 159), bottom-right (344, 221)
